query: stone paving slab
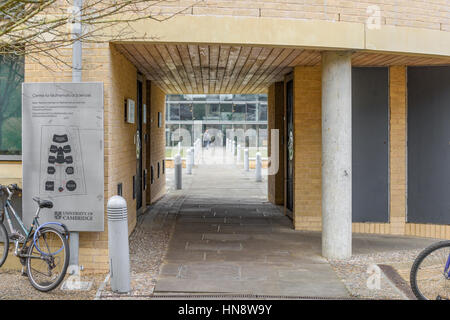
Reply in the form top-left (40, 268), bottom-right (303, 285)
top-left (154, 164), bottom-right (350, 298)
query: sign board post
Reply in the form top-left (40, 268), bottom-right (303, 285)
top-left (22, 82), bottom-right (104, 232)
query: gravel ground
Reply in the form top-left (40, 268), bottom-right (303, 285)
top-left (329, 249), bottom-right (423, 300)
top-left (0, 270), bottom-right (106, 300)
top-left (98, 194), bottom-right (177, 300)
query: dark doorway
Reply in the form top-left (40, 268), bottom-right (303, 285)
top-left (285, 79), bottom-right (294, 212)
top-left (136, 80), bottom-right (143, 210)
top-left (407, 66), bottom-right (450, 224)
top-left (352, 67), bottom-right (389, 222)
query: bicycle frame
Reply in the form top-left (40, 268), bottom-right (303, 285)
top-left (2, 188), bottom-right (46, 260)
top-left (3, 193), bottom-right (41, 240)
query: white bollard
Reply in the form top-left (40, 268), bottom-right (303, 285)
top-left (107, 195), bottom-right (131, 293)
top-left (255, 152), bottom-right (262, 182)
top-left (174, 154), bottom-right (182, 189)
top-left (190, 147), bottom-right (195, 166)
top-left (186, 148), bottom-right (192, 175)
top-left (244, 148), bottom-right (249, 171)
top-left (232, 141), bottom-right (236, 156)
top-left (236, 144), bottom-right (241, 164)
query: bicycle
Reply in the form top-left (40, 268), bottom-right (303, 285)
top-left (410, 240), bottom-right (450, 300)
top-left (0, 184), bottom-right (70, 292)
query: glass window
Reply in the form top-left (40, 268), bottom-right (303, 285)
top-left (220, 103), bottom-right (232, 121)
top-left (180, 124), bottom-right (193, 145)
top-left (167, 94), bottom-right (184, 101)
top-left (220, 94), bottom-right (233, 102)
top-left (192, 94), bottom-right (206, 102)
top-left (246, 103), bottom-right (257, 121)
top-left (169, 104), bottom-right (180, 120)
top-left (0, 55), bottom-right (24, 156)
top-left (181, 95), bottom-right (193, 101)
top-left (258, 103), bottom-right (268, 121)
top-left (206, 94), bottom-right (220, 101)
top-left (258, 94), bottom-right (268, 102)
top-left (166, 124), bottom-right (180, 146)
top-left (179, 103), bottom-right (193, 120)
top-left (193, 103), bottom-right (206, 120)
top-left (232, 103), bottom-right (246, 121)
top-left (233, 94), bottom-right (254, 102)
top-left (205, 103), bottom-right (220, 120)
top-left (258, 125), bottom-right (268, 147)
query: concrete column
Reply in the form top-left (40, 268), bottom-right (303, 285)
top-left (321, 51), bottom-right (352, 260)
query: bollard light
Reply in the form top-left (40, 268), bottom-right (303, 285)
top-left (255, 152), bottom-right (262, 182)
top-left (244, 148), bottom-right (249, 171)
top-left (236, 144), bottom-right (241, 164)
top-left (186, 148), bottom-right (192, 175)
top-left (174, 153), bottom-right (182, 189)
top-left (107, 195), bottom-right (131, 293)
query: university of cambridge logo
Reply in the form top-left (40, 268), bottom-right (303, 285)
top-left (54, 211), bottom-right (62, 220)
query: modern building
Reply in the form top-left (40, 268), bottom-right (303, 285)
top-left (0, 0), bottom-right (449, 272)
top-left (165, 94), bottom-right (268, 157)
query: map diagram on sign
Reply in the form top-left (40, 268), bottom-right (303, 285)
top-left (39, 125), bottom-right (87, 197)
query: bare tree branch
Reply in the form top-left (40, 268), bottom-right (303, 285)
top-left (0, 0), bottom-right (204, 57)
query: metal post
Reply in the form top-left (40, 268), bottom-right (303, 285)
top-left (69, 0), bottom-right (83, 274)
top-left (244, 148), bottom-right (249, 171)
top-left (255, 152), bottom-right (262, 182)
top-left (186, 148), bottom-right (192, 175)
top-left (107, 196), bottom-right (131, 293)
top-left (174, 154), bottom-right (182, 189)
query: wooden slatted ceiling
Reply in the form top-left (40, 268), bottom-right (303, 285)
top-left (115, 43), bottom-right (450, 94)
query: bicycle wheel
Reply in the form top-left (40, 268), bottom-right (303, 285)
top-left (26, 227), bottom-right (69, 292)
top-left (410, 241), bottom-right (450, 300)
top-left (0, 223), bottom-right (9, 268)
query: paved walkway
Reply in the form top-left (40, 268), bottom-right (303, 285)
top-left (157, 162), bottom-right (350, 298)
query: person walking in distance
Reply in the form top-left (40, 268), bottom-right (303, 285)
top-left (203, 130), bottom-right (210, 150)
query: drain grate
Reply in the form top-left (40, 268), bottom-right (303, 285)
top-left (99, 293), bottom-right (359, 300)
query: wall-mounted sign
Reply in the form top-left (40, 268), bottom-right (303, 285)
top-left (22, 82), bottom-right (104, 232)
top-left (126, 98), bottom-right (135, 124)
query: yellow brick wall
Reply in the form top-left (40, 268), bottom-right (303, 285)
top-left (26, 0), bottom-right (450, 32)
top-left (293, 66), bottom-right (323, 231)
top-left (0, 162), bottom-right (22, 186)
top-left (15, 43), bottom-right (159, 273)
top-left (108, 44), bottom-right (140, 234)
top-left (292, 64), bottom-right (450, 240)
top-left (136, 0), bottom-right (449, 31)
